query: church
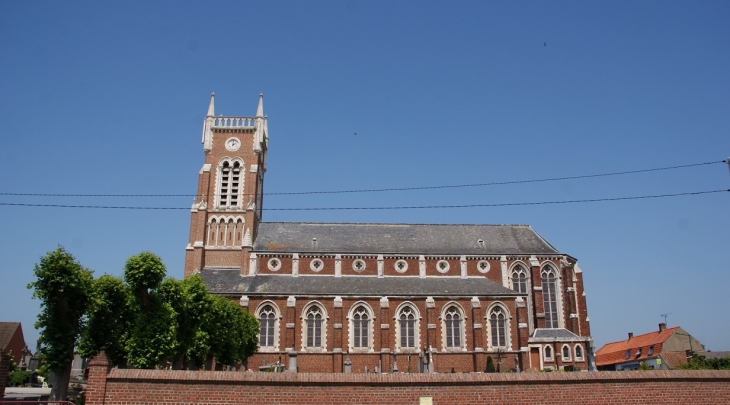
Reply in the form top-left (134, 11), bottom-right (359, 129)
top-left (184, 94), bottom-right (594, 373)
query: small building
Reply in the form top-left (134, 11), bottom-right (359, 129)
top-left (595, 323), bottom-right (703, 370)
top-left (0, 322), bottom-right (27, 364)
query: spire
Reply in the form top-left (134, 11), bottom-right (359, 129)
top-left (256, 93), bottom-right (264, 117)
top-left (206, 93), bottom-right (215, 117)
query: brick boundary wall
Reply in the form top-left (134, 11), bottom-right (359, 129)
top-left (85, 352), bottom-right (730, 405)
top-left (0, 351), bottom-right (10, 400)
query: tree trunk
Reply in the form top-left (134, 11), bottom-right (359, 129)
top-left (50, 361), bottom-right (72, 401)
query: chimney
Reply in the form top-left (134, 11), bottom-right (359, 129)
top-left (659, 323), bottom-right (666, 332)
top-left (628, 332), bottom-right (633, 340)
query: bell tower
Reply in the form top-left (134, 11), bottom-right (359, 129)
top-left (184, 93), bottom-right (268, 277)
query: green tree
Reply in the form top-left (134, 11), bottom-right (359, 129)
top-left (27, 246), bottom-right (94, 400)
top-left (124, 252), bottom-right (178, 369)
top-left (678, 355), bottom-right (730, 370)
top-left (206, 295), bottom-right (259, 368)
top-left (78, 274), bottom-right (132, 367)
top-left (159, 275), bottom-right (213, 369)
top-left (123, 251), bottom-right (166, 309)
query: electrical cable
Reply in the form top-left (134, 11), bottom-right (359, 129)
top-left (0, 160), bottom-right (723, 198)
top-left (1, 189), bottom-right (726, 210)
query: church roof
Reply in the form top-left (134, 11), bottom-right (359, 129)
top-left (252, 222), bottom-right (561, 256)
top-left (201, 271), bottom-right (522, 297)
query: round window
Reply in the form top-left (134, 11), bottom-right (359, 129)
top-left (477, 260), bottom-right (490, 273)
top-left (310, 258), bottom-right (323, 272)
top-left (436, 260), bottom-right (450, 273)
top-left (394, 260), bottom-right (408, 273)
top-left (267, 258), bottom-right (281, 271)
top-left (352, 259), bottom-right (366, 272)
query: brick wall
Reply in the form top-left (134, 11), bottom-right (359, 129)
top-left (0, 351), bottom-right (10, 400)
top-left (84, 352), bottom-right (730, 405)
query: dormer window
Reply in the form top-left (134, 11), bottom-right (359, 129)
top-left (648, 345), bottom-right (655, 356)
top-left (636, 347), bottom-right (642, 357)
top-left (625, 349), bottom-right (631, 360)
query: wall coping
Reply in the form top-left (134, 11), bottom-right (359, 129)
top-left (106, 369), bottom-right (730, 386)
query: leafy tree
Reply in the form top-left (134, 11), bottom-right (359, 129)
top-left (78, 275), bottom-right (132, 367)
top-left (123, 251), bottom-right (166, 309)
top-left (160, 276), bottom-right (213, 369)
top-left (27, 246), bottom-right (93, 400)
top-left (124, 252), bottom-right (178, 369)
top-left (206, 295), bottom-right (259, 368)
top-left (678, 355), bottom-right (730, 370)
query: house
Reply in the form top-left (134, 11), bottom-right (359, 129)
top-left (0, 322), bottom-right (27, 365)
top-left (595, 323), bottom-right (703, 370)
top-left (186, 94), bottom-right (595, 372)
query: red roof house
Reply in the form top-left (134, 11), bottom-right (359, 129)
top-left (595, 323), bottom-right (703, 370)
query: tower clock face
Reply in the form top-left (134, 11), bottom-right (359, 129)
top-left (225, 137), bottom-right (241, 151)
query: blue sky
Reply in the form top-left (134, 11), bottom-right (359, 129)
top-left (1, 1), bottom-right (728, 353)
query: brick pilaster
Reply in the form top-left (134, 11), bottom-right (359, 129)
top-left (85, 351), bottom-right (111, 405)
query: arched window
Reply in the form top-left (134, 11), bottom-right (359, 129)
top-left (206, 216), bottom-right (244, 247)
top-left (511, 264), bottom-right (528, 293)
top-left (544, 345), bottom-right (553, 361)
top-left (257, 304), bottom-right (278, 350)
top-left (444, 306), bottom-right (462, 348)
top-left (397, 305), bottom-right (418, 349)
top-left (489, 306), bottom-right (507, 348)
top-left (541, 265), bottom-right (559, 328)
top-left (350, 304), bottom-right (372, 350)
top-left (217, 159), bottom-right (243, 209)
top-left (304, 304), bottom-right (325, 349)
top-left (575, 345), bottom-right (584, 361)
top-left (562, 345), bottom-right (571, 361)
top-left (392, 303), bottom-right (422, 352)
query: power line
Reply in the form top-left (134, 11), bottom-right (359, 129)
top-left (1, 189), bottom-right (726, 211)
top-left (0, 159), bottom-right (724, 198)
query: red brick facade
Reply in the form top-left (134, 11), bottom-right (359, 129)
top-left (83, 354), bottom-right (730, 405)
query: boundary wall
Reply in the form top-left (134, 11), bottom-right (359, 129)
top-left (83, 352), bottom-right (730, 405)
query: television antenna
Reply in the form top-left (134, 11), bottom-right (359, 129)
top-left (661, 313), bottom-right (671, 324)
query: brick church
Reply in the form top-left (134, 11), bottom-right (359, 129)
top-left (184, 94), bottom-right (594, 373)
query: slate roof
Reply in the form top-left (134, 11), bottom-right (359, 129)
top-left (595, 326), bottom-right (680, 367)
top-left (252, 222), bottom-right (561, 256)
top-left (201, 269), bottom-right (522, 297)
top-left (530, 328), bottom-right (587, 342)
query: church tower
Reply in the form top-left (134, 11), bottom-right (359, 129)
top-left (184, 93), bottom-right (268, 277)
